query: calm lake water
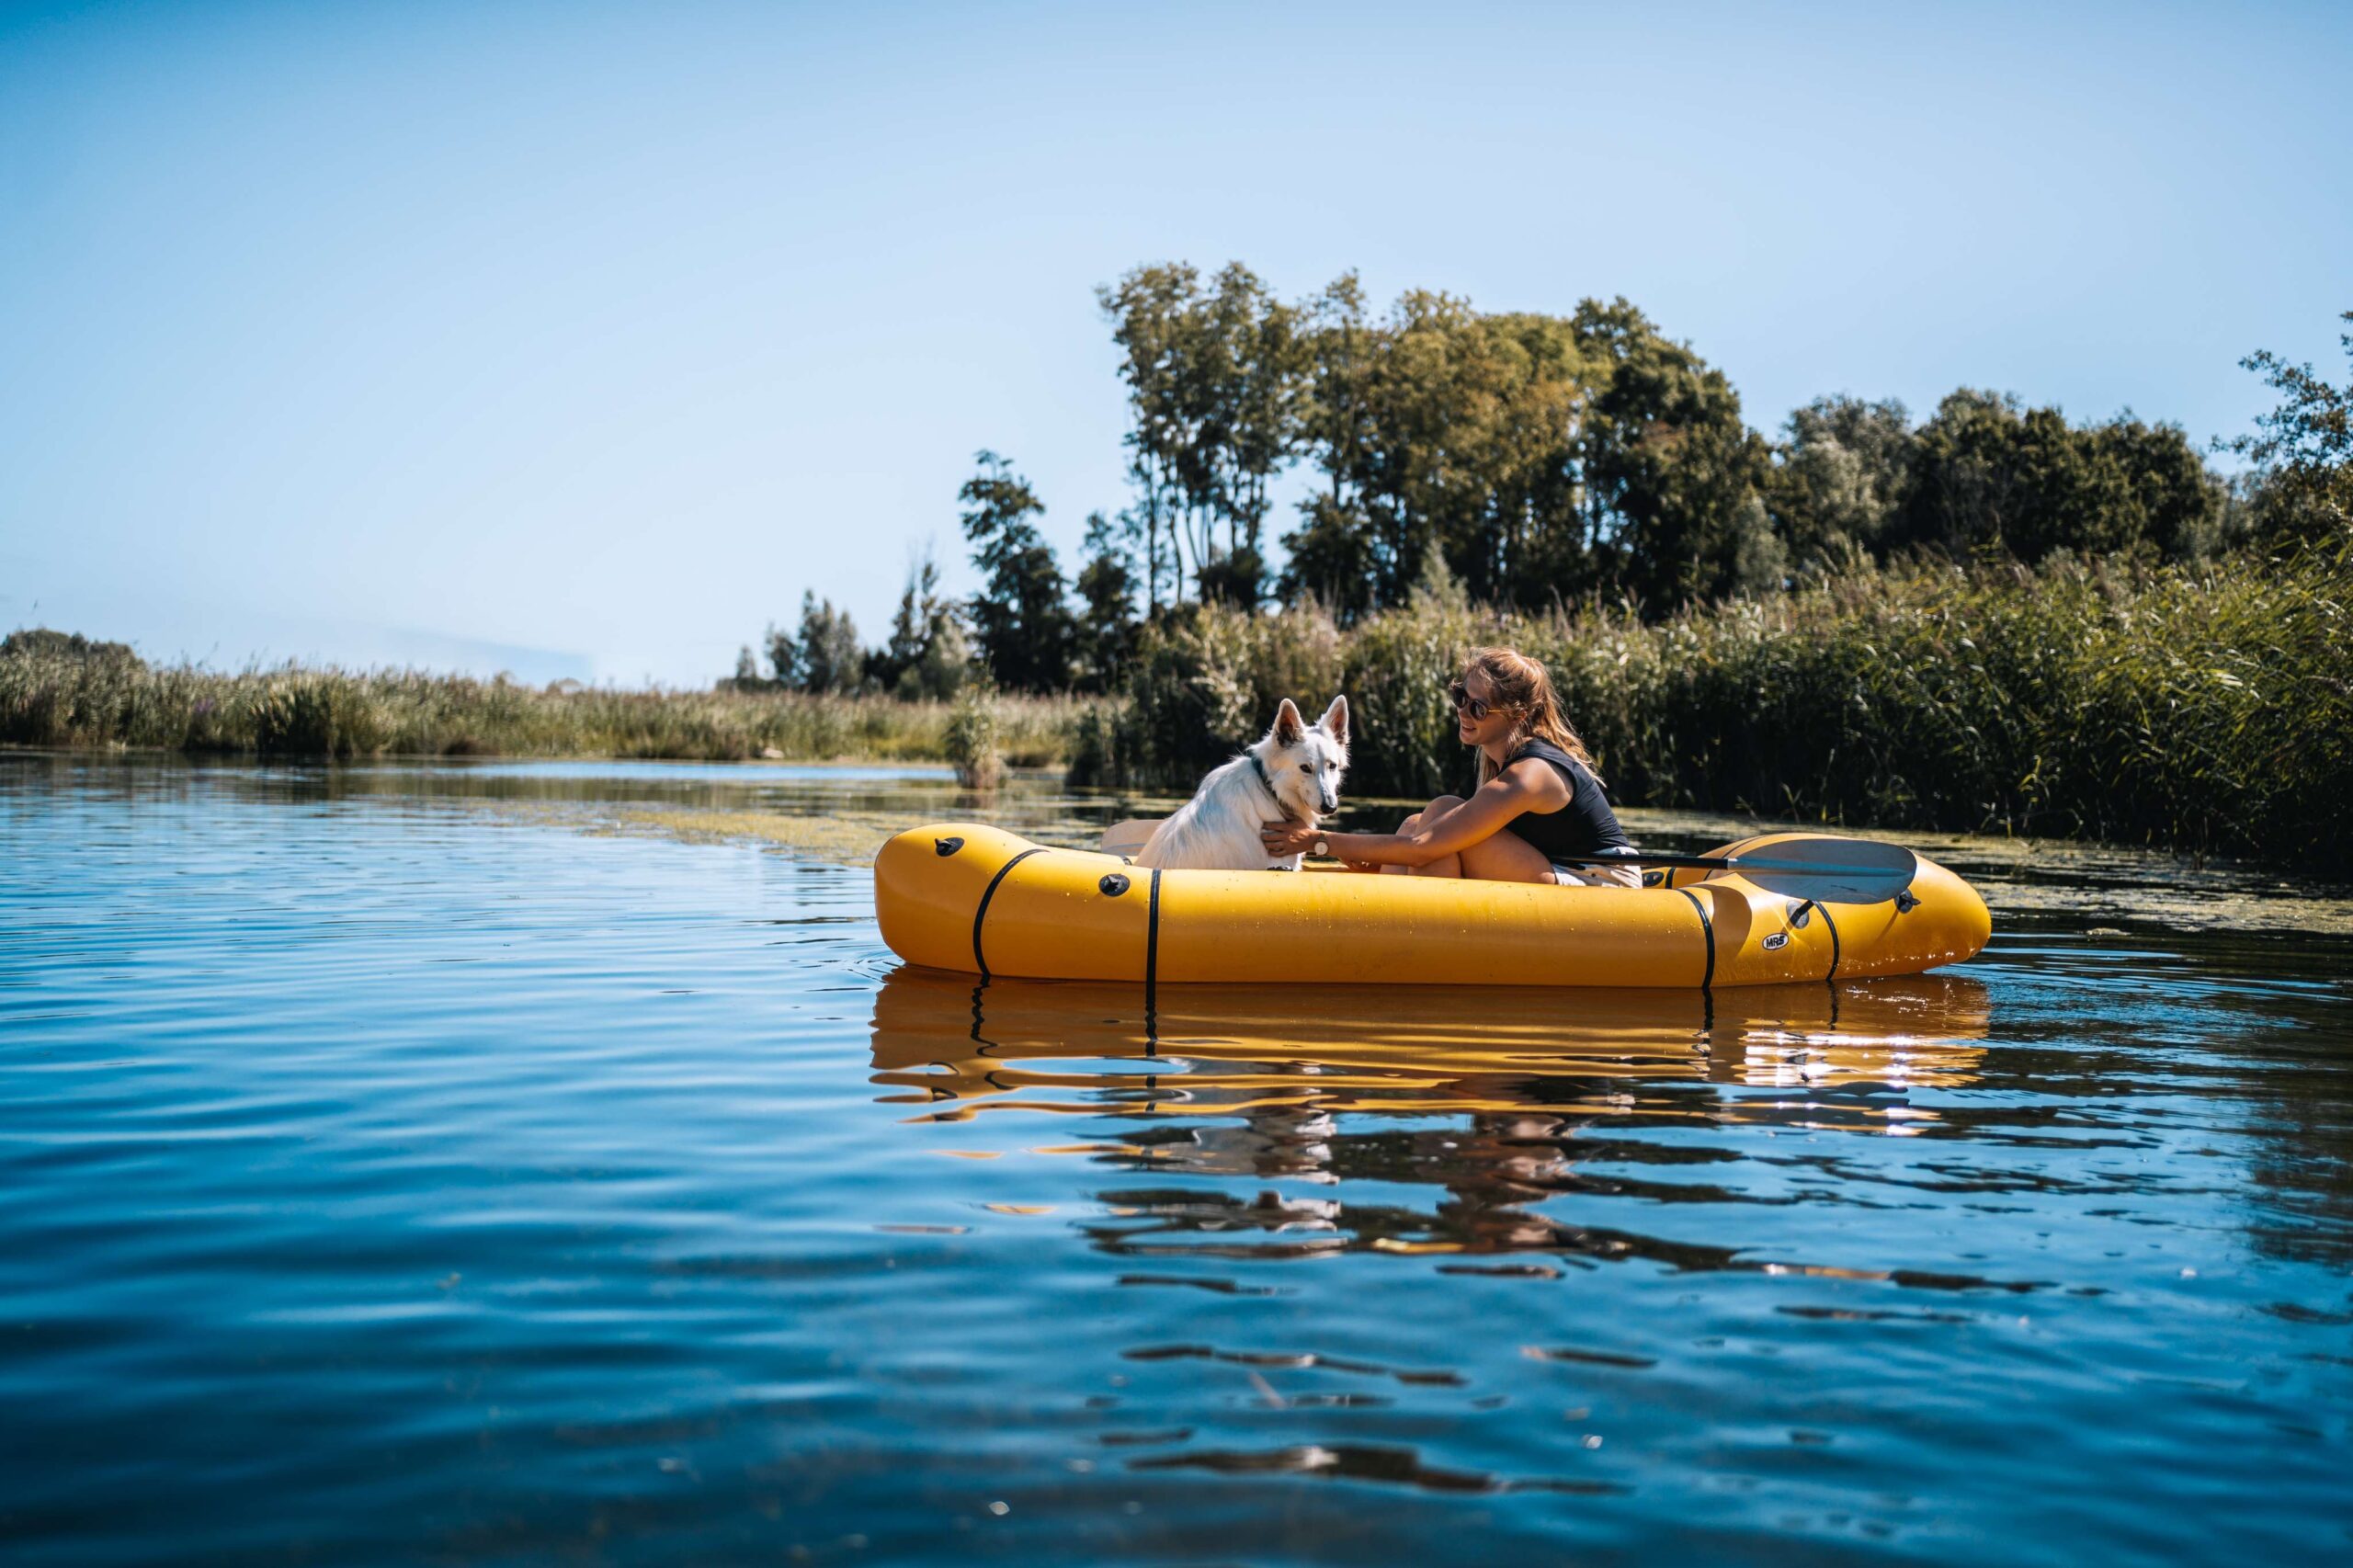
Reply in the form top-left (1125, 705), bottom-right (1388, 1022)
top-left (4, 754), bottom-right (2350, 1564)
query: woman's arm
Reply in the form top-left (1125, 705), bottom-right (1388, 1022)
top-left (1263, 763), bottom-right (1566, 867)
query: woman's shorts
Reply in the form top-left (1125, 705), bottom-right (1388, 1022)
top-left (1550, 847), bottom-right (1643, 889)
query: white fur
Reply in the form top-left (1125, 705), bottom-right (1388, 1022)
top-left (1134, 696), bottom-right (1350, 871)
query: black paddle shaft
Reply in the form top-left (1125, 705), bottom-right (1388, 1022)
top-left (1550, 837), bottom-right (1921, 906)
top-left (1551, 850), bottom-right (1756, 872)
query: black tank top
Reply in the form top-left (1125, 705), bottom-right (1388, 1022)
top-left (1498, 737), bottom-right (1631, 864)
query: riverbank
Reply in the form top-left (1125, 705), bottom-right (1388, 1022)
top-left (0, 653), bottom-right (1089, 768)
top-left (8, 548), bottom-right (2346, 870)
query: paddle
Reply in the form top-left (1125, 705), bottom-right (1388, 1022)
top-left (1097, 821), bottom-right (1918, 904)
top-left (1550, 836), bottom-right (1919, 904)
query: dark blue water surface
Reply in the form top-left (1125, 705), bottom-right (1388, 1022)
top-left (4, 755), bottom-right (2350, 1564)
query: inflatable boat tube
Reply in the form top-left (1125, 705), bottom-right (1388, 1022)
top-left (874, 823), bottom-right (1990, 989)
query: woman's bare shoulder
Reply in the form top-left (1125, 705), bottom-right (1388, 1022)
top-left (1495, 755), bottom-right (1570, 802)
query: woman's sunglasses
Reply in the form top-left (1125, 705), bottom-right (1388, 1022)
top-left (1446, 679), bottom-right (1492, 722)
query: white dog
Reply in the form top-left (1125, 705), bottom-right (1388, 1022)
top-left (1134, 697), bottom-right (1350, 871)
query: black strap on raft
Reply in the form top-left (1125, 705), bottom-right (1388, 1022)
top-left (1787, 897), bottom-right (1842, 983)
top-left (1676, 887), bottom-right (1716, 990)
top-left (971, 848), bottom-right (1044, 982)
top-left (1143, 869), bottom-right (1164, 1014)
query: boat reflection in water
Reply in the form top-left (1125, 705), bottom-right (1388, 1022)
top-left (870, 968), bottom-right (1993, 1268)
top-left (871, 967), bottom-right (1989, 1122)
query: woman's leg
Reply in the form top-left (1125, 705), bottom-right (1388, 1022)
top-left (1457, 825), bottom-right (1557, 884)
top-left (1383, 797), bottom-right (1465, 877)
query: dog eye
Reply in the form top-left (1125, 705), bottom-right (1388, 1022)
top-left (1298, 764), bottom-right (1312, 773)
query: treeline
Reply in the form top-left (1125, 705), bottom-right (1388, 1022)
top-left (736, 267), bottom-right (2347, 699)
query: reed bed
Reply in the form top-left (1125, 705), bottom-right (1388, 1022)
top-left (1073, 549), bottom-right (2353, 872)
top-left (0, 654), bottom-right (1089, 769)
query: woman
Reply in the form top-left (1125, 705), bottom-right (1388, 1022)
top-left (1259, 647), bottom-right (1641, 886)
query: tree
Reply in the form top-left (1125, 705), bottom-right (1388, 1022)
top-left (1100, 264), bottom-right (1209, 600)
top-left (791, 590), bottom-right (863, 694)
top-left (1574, 298), bottom-right (1777, 608)
top-left (763, 619), bottom-right (801, 688)
top-left (1279, 493), bottom-right (1381, 620)
top-left (1768, 396), bottom-right (1914, 567)
top-left (1282, 287), bottom-right (1597, 614)
top-left (1074, 511), bottom-right (1139, 693)
top-left (2084, 415), bottom-right (2228, 560)
top-left (1896, 392), bottom-right (2223, 562)
top-left (2225, 312), bottom-right (2353, 548)
top-left (959, 451), bottom-right (1074, 692)
top-left (870, 545), bottom-right (972, 699)
top-left (1099, 261), bottom-right (1307, 605)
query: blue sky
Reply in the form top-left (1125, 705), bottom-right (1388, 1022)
top-left (4, 0), bottom-right (2347, 685)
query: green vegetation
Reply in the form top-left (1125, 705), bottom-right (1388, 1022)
top-left (942, 684), bottom-right (1005, 790)
top-left (2224, 312), bottom-right (2353, 549)
top-left (1072, 545), bottom-right (2353, 875)
top-left (736, 266), bottom-right (2336, 714)
top-left (0, 634), bottom-right (1086, 767)
top-left (17, 264), bottom-right (2350, 869)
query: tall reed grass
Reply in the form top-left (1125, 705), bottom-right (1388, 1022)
top-left (0, 653), bottom-right (1088, 768)
top-left (1072, 549), bottom-right (2353, 872)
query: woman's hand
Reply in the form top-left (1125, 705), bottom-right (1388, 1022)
top-left (1259, 820), bottom-right (1319, 858)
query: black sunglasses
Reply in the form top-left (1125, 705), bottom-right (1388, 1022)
top-left (1446, 679), bottom-right (1492, 722)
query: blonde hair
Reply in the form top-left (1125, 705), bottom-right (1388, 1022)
top-left (1463, 646), bottom-right (1605, 789)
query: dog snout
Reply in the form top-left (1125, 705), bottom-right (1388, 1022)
top-left (1319, 790), bottom-right (1338, 814)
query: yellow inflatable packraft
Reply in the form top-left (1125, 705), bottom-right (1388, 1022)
top-left (874, 823), bottom-right (1990, 989)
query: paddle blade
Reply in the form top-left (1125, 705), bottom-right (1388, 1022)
top-left (1729, 836), bottom-right (1918, 904)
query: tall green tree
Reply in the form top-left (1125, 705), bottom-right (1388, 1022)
top-left (1768, 396), bottom-right (1914, 567)
top-left (1100, 261), bottom-right (1306, 604)
top-left (2226, 312), bottom-right (2353, 548)
top-left (1074, 511), bottom-right (1139, 693)
top-left (1283, 288), bottom-right (1597, 613)
top-left (1574, 298), bottom-right (1779, 608)
top-left (1100, 264), bottom-right (1210, 599)
top-left (762, 620), bottom-right (800, 688)
top-left (1280, 273), bottom-right (1383, 618)
top-left (1896, 391), bottom-right (2222, 562)
top-left (959, 451), bottom-right (1074, 692)
top-left (869, 545), bottom-right (972, 699)
top-left (787, 590), bottom-right (863, 694)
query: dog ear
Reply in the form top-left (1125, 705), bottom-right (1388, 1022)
top-left (1271, 699), bottom-right (1305, 746)
top-left (1316, 695), bottom-right (1348, 745)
